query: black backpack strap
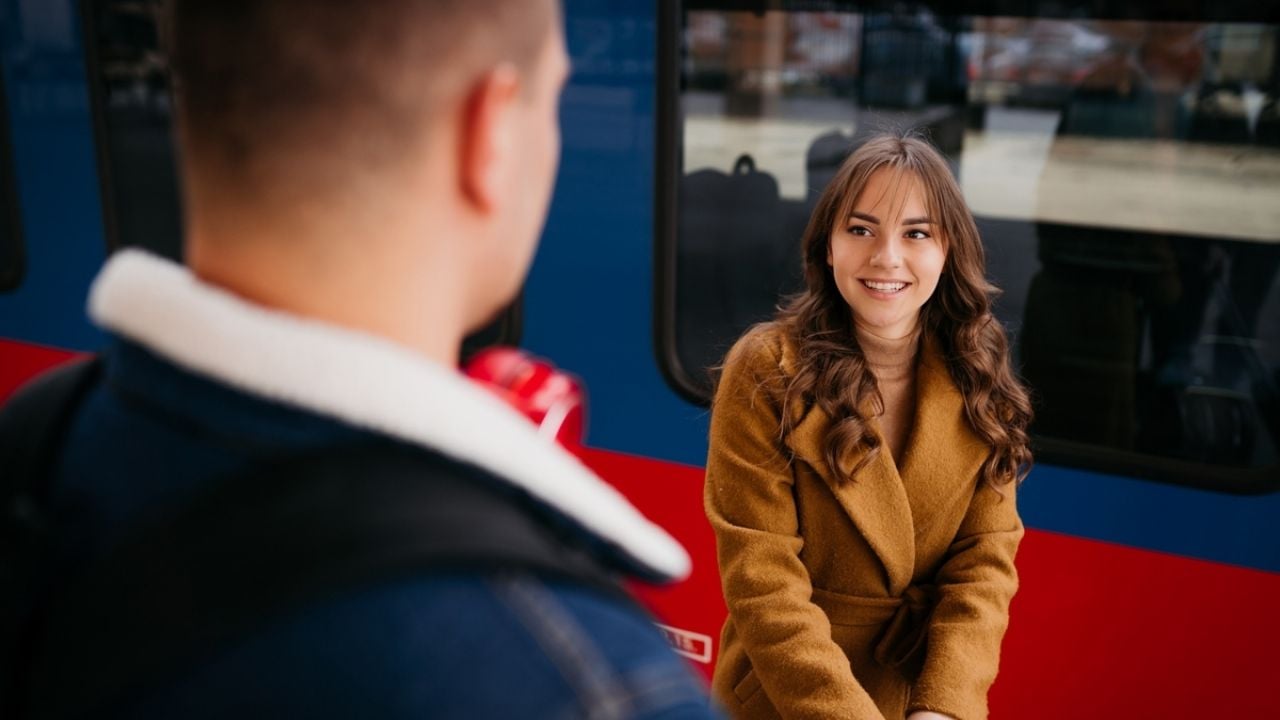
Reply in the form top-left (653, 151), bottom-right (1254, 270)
top-left (1, 358), bottom-right (102, 719)
top-left (0, 357), bottom-right (103, 499)
top-left (28, 442), bottom-right (630, 720)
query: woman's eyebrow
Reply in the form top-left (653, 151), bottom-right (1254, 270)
top-left (850, 211), bottom-right (934, 226)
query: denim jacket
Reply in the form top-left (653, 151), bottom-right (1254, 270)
top-left (38, 251), bottom-right (715, 719)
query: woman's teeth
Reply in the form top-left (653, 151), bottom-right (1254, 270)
top-left (862, 280), bottom-right (907, 293)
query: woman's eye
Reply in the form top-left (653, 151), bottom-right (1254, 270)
top-left (847, 225), bottom-right (872, 236)
top-left (905, 229), bottom-right (931, 240)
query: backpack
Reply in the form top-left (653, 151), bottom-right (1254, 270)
top-left (0, 359), bottom-right (626, 719)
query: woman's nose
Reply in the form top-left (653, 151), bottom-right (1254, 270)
top-left (870, 236), bottom-right (902, 268)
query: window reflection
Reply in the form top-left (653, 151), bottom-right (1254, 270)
top-left (669, 6), bottom-right (1280, 484)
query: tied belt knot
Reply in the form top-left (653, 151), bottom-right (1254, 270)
top-left (811, 584), bottom-right (939, 675)
top-left (873, 584), bottom-right (938, 672)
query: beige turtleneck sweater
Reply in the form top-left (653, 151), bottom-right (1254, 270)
top-left (856, 324), bottom-right (922, 466)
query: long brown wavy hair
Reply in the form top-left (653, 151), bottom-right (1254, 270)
top-left (775, 133), bottom-right (1032, 488)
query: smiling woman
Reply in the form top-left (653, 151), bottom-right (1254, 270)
top-left (828, 167), bottom-right (948, 341)
top-left (705, 133), bottom-right (1032, 720)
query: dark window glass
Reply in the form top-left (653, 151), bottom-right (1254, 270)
top-left (0, 68), bottom-right (23, 293)
top-left (658, 1), bottom-right (1280, 491)
top-left (83, 0), bottom-right (183, 260)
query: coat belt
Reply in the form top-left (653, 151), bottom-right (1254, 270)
top-left (810, 584), bottom-right (939, 674)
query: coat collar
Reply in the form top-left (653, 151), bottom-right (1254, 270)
top-left (88, 250), bottom-right (690, 583)
top-left (781, 332), bottom-right (988, 594)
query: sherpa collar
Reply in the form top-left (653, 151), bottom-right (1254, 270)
top-left (89, 249), bottom-right (690, 582)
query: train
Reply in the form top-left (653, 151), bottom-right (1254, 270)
top-left (2, 1), bottom-right (1278, 717)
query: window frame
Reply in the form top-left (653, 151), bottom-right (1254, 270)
top-left (80, 0), bottom-right (185, 260)
top-left (81, 0), bottom-right (121, 256)
top-left (0, 67), bottom-right (25, 293)
top-left (653, 0), bottom-right (1280, 493)
top-left (654, 0), bottom-right (698, 403)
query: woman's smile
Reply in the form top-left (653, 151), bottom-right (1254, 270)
top-left (858, 278), bottom-right (912, 297)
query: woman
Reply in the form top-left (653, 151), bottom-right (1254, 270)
top-left (705, 134), bottom-right (1032, 720)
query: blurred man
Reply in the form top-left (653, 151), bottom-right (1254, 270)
top-left (5, 1), bottom-right (714, 717)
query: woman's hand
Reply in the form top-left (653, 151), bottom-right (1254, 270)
top-left (907, 712), bottom-right (956, 720)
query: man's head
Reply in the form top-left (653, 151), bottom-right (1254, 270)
top-left (170, 0), bottom-right (568, 345)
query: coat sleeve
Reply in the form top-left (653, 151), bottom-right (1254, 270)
top-left (907, 474), bottom-right (1024, 720)
top-left (705, 333), bottom-right (887, 720)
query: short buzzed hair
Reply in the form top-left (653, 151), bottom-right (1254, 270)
top-left (169, 0), bottom-right (557, 198)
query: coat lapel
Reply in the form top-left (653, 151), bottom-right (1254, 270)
top-left (785, 396), bottom-right (916, 595)
top-left (898, 336), bottom-right (990, 543)
top-left (780, 333), bottom-right (989, 595)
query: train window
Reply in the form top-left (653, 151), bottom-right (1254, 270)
top-left (80, 0), bottom-right (523, 350)
top-left (0, 68), bottom-right (23, 293)
top-left (83, 0), bottom-right (183, 260)
top-left (657, 1), bottom-right (1280, 491)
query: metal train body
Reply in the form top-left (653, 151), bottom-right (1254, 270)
top-left (1, 1), bottom-right (1277, 717)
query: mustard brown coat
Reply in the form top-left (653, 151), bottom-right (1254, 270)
top-left (705, 324), bottom-right (1023, 720)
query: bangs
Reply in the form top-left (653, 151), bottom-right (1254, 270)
top-left (832, 157), bottom-right (939, 236)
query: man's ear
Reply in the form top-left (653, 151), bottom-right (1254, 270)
top-left (459, 64), bottom-right (521, 213)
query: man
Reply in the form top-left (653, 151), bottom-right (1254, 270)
top-left (11, 1), bottom-right (714, 717)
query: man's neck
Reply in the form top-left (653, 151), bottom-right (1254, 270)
top-left (187, 227), bottom-right (468, 369)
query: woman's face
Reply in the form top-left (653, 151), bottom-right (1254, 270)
top-left (827, 168), bottom-right (947, 339)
